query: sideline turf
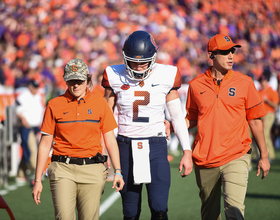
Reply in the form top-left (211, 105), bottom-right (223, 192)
top-left (1, 151), bottom-right (280, 220)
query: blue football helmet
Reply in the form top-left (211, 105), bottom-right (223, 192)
top-left (122, 30), bottom-right (158, 81)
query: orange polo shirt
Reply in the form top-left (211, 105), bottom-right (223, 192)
top-left (258, 86), bottom-right (279, 113)
top-left (186, 68), bottom-right (266, 168)
top-left (41, 88), bottom-right (117, 158)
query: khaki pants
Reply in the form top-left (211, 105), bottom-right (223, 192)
top-left (17, 130), bottom-right (38, 178)
top-left (28, 130), bottom-right (38, 171)
top-left (263, 112), bottom-right (276, 160)
top-left (48, 162), bottom-right (107, 220)
top-left (195, 154), bottom-right (250, 220)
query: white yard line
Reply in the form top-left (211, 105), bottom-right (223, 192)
top-left (0, 182), bottom-right (26, 195)
top-left (99, 192), bottom-right (121, 217)
top-left (0, 189), bottom-right (8, 195)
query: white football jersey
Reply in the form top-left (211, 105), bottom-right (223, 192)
top-left (103, 63), bottom-right (181, 138)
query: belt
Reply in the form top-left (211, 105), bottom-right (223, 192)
top-left (51, 152), bottom-right (107, 165)
top-left (247, 148), bottom-right (252, 154)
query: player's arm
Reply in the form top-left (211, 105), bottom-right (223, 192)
top-left (166, 117), bottom-right (197, 135)
top-left (104, 88), bottom-right (117, 111)
top-left (166, 90), bottom-right (193, 177)
top-left (32, 134), bottom-right (53, 205)
top-left (167, 118), bottom-right (197, 132)
top-left (248, 118), bottom-right (270, 179)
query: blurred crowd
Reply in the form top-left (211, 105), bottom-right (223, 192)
top-left (0, 0), bottom-right (280, 171)
top-left (0, 0), bottom-right (279, 95)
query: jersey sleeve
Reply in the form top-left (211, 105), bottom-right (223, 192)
top-left (171, 68), bottom-right (181, 90)
top-left (101, 69), bottom-right (111, 89)
top-left (186, 84), bottom-right (198, 120)
top-left (40, 102), bottom-right (56, 135)
top-left (245, 79), bottom-right (266, 120)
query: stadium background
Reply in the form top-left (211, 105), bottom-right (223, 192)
top-left (0, 0), bottom-right (280, 219)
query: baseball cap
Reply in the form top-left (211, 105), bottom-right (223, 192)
top-left (63, 59), bottom-right (89, 82)
top-left (207, 34), bottom-right (241, 52)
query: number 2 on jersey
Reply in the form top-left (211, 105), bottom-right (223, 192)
top-left (133, 91), bottom-right (150, 122)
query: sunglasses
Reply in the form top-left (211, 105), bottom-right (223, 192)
top-left (67, 80), bottom-right (86, 86)
top-left (216, 48), bottom-right (236, 55)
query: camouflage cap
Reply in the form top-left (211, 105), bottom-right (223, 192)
top-left (63, 59), bottom-right (89, 82)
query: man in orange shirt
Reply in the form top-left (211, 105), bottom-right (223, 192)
top-left (186, 34), bottom-right (270, 220)
top-left (258, 70), bottom-right (279, 161)
top-left (32, 59), bottom-right (124, 220)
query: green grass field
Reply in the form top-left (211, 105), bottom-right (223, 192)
top-left (1, 151), bottom-right (280, 220)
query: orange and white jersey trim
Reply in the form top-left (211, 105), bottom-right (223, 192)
top-left (103, 63), bottom-right (181, 138)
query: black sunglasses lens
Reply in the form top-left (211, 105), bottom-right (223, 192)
top-left (220, 48), bottom-right (235, 55)
top-left (68, 80), bottom-right (85, 85)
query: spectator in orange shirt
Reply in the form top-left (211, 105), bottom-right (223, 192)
top-left (32, 59), bottom-right (124, 220)
top-left (258, 69), bottom-right (279, 162)
top-left (185, 34), bottom-right (270, 220)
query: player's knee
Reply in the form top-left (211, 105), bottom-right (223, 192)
top-left (123, 204), bottom-right (140, 219)
top-left (55, 209), bottom-right (75, 220)
top-left (151, 209), bottom-right (168, 220)
top-left (124, 213), bottom-right (140, 220)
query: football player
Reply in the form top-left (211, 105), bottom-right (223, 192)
top-left (102, 30), bottom-right (192, 220)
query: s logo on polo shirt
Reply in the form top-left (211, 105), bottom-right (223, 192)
top-left (229, 88), bottom-right (236, 97)
top-left (88, 109), bottom-right (92, 114)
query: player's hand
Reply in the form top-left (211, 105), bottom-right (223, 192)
top-left (164, 119), bottom-right (173, 141)
top-left (179, 150), bottom-right (193, 177)
top-left (32, 181), bottom-right (43, 205)
top-left (256, 157), bottom-right (270, 179)
top-left (112, 173), bottom-right (125, 192)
